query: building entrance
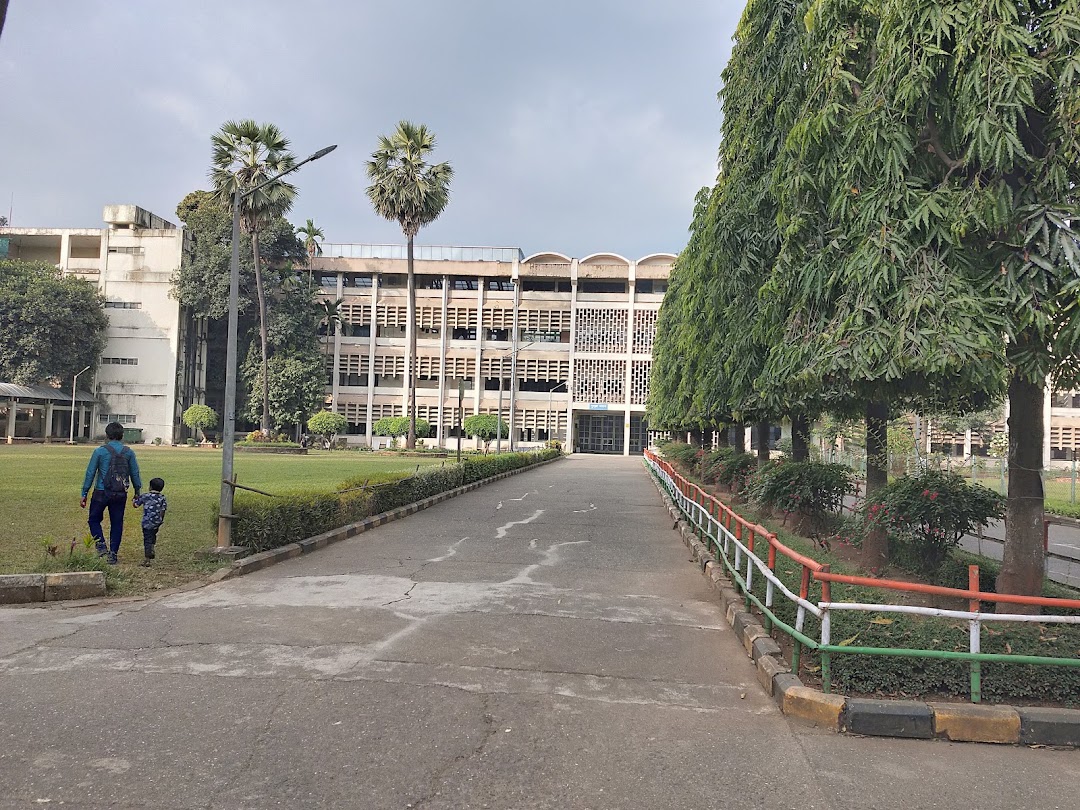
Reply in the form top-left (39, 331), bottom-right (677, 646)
top-left (574, 413), bottom-right (623, 454)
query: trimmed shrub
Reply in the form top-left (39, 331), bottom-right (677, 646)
top-left (231, 449), bottom-right (560, 552)
top-left (747, 460), bottom-right (856, 522)
top-left (714, 452), bottom-right (756, 492)
top-left (865, 470), bottom-right (1005, 574)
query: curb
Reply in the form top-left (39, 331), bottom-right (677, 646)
top-left (645, 466), bottom-right (1080, 748)
top-left (217, 455), bottom-right (566, 581)
top-left (0, 571), bottom-right (106, 604)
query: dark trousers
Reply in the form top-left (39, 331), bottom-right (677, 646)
top-left (143, 525), bottom-right (159, 558)
top-left (88, 490), bottom-right (127, 556)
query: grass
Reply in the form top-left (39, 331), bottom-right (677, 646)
top-left (0, 444), bottom-right (443, 595)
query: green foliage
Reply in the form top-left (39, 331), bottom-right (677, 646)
top-left (865, 471), bottom-right (1005, 574)
top-left (463, 413), bottom-right (507, 451)
top-left (182, 404), bottom-right (218, 441)
top-left (232, 449), bottom-right (558, 552)
top-left (656, 440), bottom-right (699, 466)
top-left (0, 259), bottom-right (108, 386)
top-left (366, 121), bottom-right (454, 240)
top-left (242, 347), bottom-right (325, 429)
top-left (714, 452), bottom-right (756, 492)
top-left (373, 416), bottom-right (431, 439)
top-left (308, 410), bottom-right (348, 439)
top-left (747, 460), bottom-right (856, 519)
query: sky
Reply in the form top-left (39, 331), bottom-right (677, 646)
top-left (0, 1), bottom-right (741, 260)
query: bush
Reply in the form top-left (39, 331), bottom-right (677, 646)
top-left (714, 452), bottom-right (756, 492)
top-left (702, 447), bottom-right (736, 483)
top-left (308, 410), bottom-right (348, 440)
top-left (864, 470), bottom-right (1005, 574)
top-left (231, 449), bottom-right (560, 552)
top-left (182, 404), bottom-right (218, 442)
top-left (657, 440), bottom-right (698, 466)
top-left (463, 413), bottom-right (507, 452)
top-left (748, 460), bottom-right (856, 520)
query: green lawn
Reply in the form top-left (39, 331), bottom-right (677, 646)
top-left (0, 445), bottom-right (443, 594)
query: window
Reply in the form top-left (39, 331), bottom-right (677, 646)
top-left (580, 280), bottom-right (627, 294)
top-left (418, 276), bottom-right (444, 290)
top-left (637, 280), bottom-right (668, 294)
top-left (339, 373), bottom-right (369, 387)
top-left (101, 357), bottom-right (138, 365)
top-left (98, 413), bottom-right (137, 424)
top-left (107, 246), bottom-right (144, 255)
top-left (522, 278), bottom-right (571, 292)
top-left (484, 377), bottom-right (512, 391)
top-left (319, 274), bottom-right (338, 288)
top-left (382, 274), bottom-right (406, 288)
top-left (349, 275), bottom-right (373, 288)
top-left (486, 329), bottom-right (509, 341)
top-left (452, 327), bottom-right (477, 340)
top-left (451, 276), bottom-right (479, 291)
top-left (105, 301), bottom-right (141, 309)
top-left (486, 278), bottom-right (514, 291)
top-left (522, 330), bottom-right (562, 344)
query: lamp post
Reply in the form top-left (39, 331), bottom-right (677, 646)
top-left (547, 380), bottom-right (568, 443)
top-left (496, 376), bottom-right (504, 453)
top-left (217, 144), bottom-right (338, 551)
top-left (68, 365), bottom-right (91, 444)
top-left (456, 379), bottom-right (464, 464)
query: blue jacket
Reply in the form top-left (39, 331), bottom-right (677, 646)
top-left (82, 441), bottom-right (142, 498)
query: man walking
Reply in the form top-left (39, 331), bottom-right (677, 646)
top-left (81, 421), bottom-right (142, 564)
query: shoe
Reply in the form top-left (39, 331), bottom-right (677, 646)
top-left (107, 554), bottom-right (118, 566)
top-left (95, 539), bottom-right (107, 557)
top-left (146, 546), bottom-right (155, 560)
top-left (139, 559), bottom-right (151, 567)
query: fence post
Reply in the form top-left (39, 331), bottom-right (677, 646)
top-left (793, 566), bottom-right (811, 675)
top-left (744, 528), bottom-right (755, 613)
top-left (764, 540), bottom-right (776, 633)
top-left (969, 564), bottom-right (982, 704)
top-left (820, 565), bottom-right (832, 694)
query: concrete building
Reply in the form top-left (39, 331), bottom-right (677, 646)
top-left (311, 245), bottom-right (674, 455)
top-left (0, 205), bottom-right (205, 444)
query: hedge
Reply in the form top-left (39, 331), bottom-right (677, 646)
top-left (230, 449), bottom-right (561, 553)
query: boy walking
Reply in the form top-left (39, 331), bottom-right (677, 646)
top-left (133, 478), bottom-right (167, 566)
top-left (81, 422), bottom-right (142, 564)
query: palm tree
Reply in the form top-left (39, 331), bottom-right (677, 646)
top-left (210, 120), bottom-right (297, 435)
top-left (366, 121), bottom-right (453, 449)
top-left (297, 218), bottom-right (325, 288)
top-left (320, 297), bottom-right (343, 407)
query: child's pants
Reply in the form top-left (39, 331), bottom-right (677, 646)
top-left (143, 525), bottom-right (159, 558)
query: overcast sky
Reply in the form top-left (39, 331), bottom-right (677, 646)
top-left (0, 1), bottom-right (739, 259)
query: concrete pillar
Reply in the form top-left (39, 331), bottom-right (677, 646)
top-left (365, 274), bottom-right (378, 447)
top-left (437, 275), bottom-right (449, 446)
top-left (963, 429), bottom-right (972, 460)
top-left (5, 398), bottom-right (16, 443)
top-left (745, 426), bottom-right (752, 450)
top-left (330, 273), bottom-right (343, 409)
top-left (473, 279), bottom-right (484, 416)
top-left (59, 233), bottom-right (71, 271)
top-left (45, 402), bottom-right (55, 440)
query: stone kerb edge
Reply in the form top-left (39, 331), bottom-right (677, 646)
top-left (0, 571), bottom-right (106, 604)
top-left (222, 455), bottom-right (566, 581)
top-left (646, 464), bottom-right (1080, 748)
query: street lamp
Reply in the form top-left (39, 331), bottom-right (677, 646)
top-left (547, 380), bottom-right (569, 443)
top-left (68, 365), bottom-right (91, 444)
top-left (217, 144), bottom-right (338, 551)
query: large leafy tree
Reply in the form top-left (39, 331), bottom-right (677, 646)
top-left (366, 121), bottom-right (453, 450)
top-left (0, 259), bottom-right (108, 386)
top-left (210, 120), bottom-right (298, 435)
top-left (771, 0), bottom-right (1079, 598)
top-left (172, 190), bottom-right (306, 423)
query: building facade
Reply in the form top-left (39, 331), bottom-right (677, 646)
top-left (0, 205), bottom-right (205, 444)
top-left (312, 245), bottom-right (674, 455)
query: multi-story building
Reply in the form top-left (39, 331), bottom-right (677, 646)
top-left (312, 245), bottom-right (675, 454)
top-left (0, 205), bottom-right (205, 444)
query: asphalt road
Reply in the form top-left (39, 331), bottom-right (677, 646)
top-left (2, 456), bottom-right (1079, 809)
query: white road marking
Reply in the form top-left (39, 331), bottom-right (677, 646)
top-left (427, 537), bottom-right (468, 562)
top-left (495, 509), bottom-right (544, 539)
top-left (573, 504), bottom-right (598, 513)
top-left (509, 492), bottom-right (529, 501)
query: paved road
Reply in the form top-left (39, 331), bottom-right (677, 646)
top-left (2, 456), bottom-right (1079, 809)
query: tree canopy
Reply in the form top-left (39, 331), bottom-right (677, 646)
top-left (0, 259), bottom-right (108, 386)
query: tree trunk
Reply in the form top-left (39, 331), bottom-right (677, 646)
top-left (862, 400), bottom-right (890, 570)
top-left (405, 235), bottom-right (417, 450)
top-left (791, 412), bottom-right (811, 462)
top-left (996, 371), bottom-right (1045, 610)
top-left (731, 424), bottom-right (746, 453)
top-left (756, 420), bottom-right (771, 466)
top-left (251, 231), bottom-right (271, 436)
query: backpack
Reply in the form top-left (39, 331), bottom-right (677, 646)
top-left (103, 444), bottom-right (132, 493)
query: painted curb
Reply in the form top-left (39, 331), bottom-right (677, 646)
top-left (645, 464), bottom-right (1080, 748)
top-left (0, 571), bottom-right (106, 604)
top-left (217, 455), bottom-right (566, 581)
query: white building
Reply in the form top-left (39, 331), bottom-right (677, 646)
top-left (312, 245), bottom-right (674, 455)
top-left (0, 205), bottom-right (205, 444)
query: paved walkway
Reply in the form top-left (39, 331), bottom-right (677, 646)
top-left (2, 456), bottom-right (1079, 809)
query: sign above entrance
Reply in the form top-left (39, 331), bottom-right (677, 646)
top-left (588, 403), bottom-right (608, 411)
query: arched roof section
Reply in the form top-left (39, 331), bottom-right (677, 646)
top-left (580, 252), bottom-right (630, 265)
top-left (522, 251), bottom-right (572, 264)
top-left (637, 252), bottom-right (677, 265)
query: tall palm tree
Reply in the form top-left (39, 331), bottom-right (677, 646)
top-left (210, 120), bottom-right (297, 435)
top-left (366, 121), bottom-right (453, 449)
top-left (295, 219), bottom-right (324, 289)
top-left (320, 297), bottom-right (343, 407)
